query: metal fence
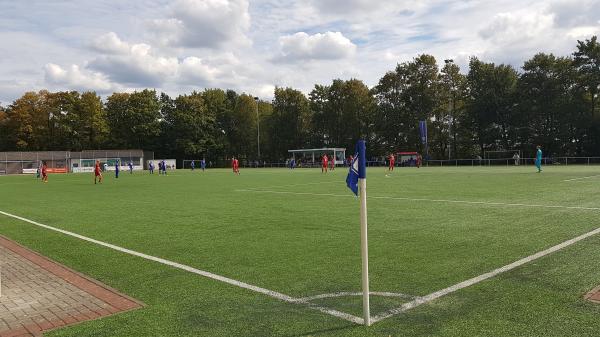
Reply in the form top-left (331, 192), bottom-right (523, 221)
top-left (423, 157), bottom-right (600, 167)
top-left (225, 157), bottom-right (600, 169)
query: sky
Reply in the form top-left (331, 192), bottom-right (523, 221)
top-left (0, 0), bottom-right (599, 104)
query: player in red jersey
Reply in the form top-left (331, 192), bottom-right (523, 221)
top-left (416, 154), bottom-right (422, 168)
top-left (232, 157), bottom-right (240, 175)
top-left (330, 156), bottom-right (335, 171)
top-left (94, 160), bottom-right (103, 184)
top-left (389, 153), bottom-right (395, 171)
top-left (41, 161), bottom-right (48, 183)
top-left (321, 154), bottom-right (328, 173)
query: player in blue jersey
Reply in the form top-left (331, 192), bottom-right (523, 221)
top-left (200, 159), bottom-right (206, 171)
top-left (115, 160), bottom-right (120, 178)
top-left (191, 160), bottom-right (195, 171)
top-left (535, 145), bottom-right (542, 173)
top-left (128, 161), bottom-right (133, 174)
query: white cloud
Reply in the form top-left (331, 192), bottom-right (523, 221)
top-left (88, 42), bottom-right (180, 86)
top-left (567, 26), bottom-right (600, 39)
top-left (149, 0), bottom-right (251, 49)
top-left (479, 10), bottom-right (555, 44)
top-left (44, 63), bottom-right (115, 92)
top-left (178, 57), bottom-right (221, 85)
top-left (91, 32), bottom-right (130, 54)
top-left (278, 32), bottom-right (357, 61)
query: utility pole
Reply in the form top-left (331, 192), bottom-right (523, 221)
top-left (254, 96), bottom-right (260, 159)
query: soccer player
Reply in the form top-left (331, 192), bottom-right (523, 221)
top-left (128, 161), bottom-right (133, 174)
top-left (115, 160), bottom-right (120, 179)
top-left (416, 154), bottom-right (422, 168)
top-left (535, 145), bottom-right (543, 173)
top-left (161, 160), bottom-right (167, 175)
top-left (191, 160), bottom-right (195, 171)
top-left (94, 160), bottom-right (103, 184)
top-left (513, 152), bottom-right (520, 166)
top-left (149, 162), bottom-right (154, 174)
top-left (232, 157), bottom-right (240, 175)
top-left (200, 159), bottom-right (206, 172)
top-left (322, 154), bottom-right (328, 173)
top-left (41, 161), bottom-right (48, 183)
top-left (330, 157), bottom-right (335, 171)
top-left (389, 153), bottom-right (395, 171)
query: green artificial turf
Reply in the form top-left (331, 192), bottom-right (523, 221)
top-left (1, 165), bottom-right (600, 336)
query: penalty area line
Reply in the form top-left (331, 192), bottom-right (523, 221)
top-left (0, 210), bottom-right (363, 325)
top-left (371, 226), bottom-right (600, 323)
top-left (563, 175), bottom-right (600, 182)
top-left (236, 189), bottom-right (600, 211)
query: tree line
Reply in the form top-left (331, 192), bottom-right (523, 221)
top-left (1, 36), bottom-right (599, 162)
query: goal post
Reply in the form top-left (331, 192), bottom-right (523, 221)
top-left (182, 159), bottom-right (205, 169)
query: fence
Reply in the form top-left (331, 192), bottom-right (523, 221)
top-left (423, 157), bottom-right (600, 167)
top-left (213, 157), bottom-right (600, 169)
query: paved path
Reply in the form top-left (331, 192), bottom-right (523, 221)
top-left (0, 236), bottom-right (142, 337)
top-left (586, 286), bottom-right (600, 304)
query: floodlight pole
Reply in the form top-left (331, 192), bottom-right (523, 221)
top-left (358, 140), bottom-right (370, 326)
top-left (254, 97), bottom-right (260, 159)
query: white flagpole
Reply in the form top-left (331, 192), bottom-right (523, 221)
top-left (357, 140), bottom-right (370, 326)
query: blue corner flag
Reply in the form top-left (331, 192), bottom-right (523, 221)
top-left (346, 152), bottom-right (359, 196)
top-left (346, 140), bottom-right (366, 196)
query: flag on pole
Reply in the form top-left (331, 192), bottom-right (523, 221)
top-left (346, 140), bottom-right (370, 326)
top-left (346, 150), bottom-right (359, 196)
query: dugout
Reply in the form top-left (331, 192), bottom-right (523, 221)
top-left (0, 150), bottom-right (153, 175)
top-left (70, 150), bottom-right (151, 173)
top-left (396, 151), bottom-right (419, 167)
top-left (0, 151), bottom-right (70, 175)
top-left (288, 148), bottom-right (346, 166)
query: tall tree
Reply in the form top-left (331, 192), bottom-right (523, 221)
top-left (465, 58), bottom-right (518, 155)
top-left (268, 87), bottom-right (311, 160)
top-left (437, 60), bottom-right (467, 158)
top-left (105, 90), bottom-right (161, 149)
top-left (79, 91), bottom-right (108, 149)
top-left (573, 36), bottom-right (600, 118)
top-left (310, 79), bottom-right (375, 151)
top-left (518, 53), bottom-right (582, 156)
top-left (163, 92), bottom-right (217, 159)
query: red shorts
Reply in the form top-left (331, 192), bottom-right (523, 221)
top-left (95, 170), bottom-right (101, 176)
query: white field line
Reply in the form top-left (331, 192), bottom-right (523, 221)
top-left (371, 226), bottom-right (600, 323)
top-left (298, 291), bottom-right (416, 302)
top-left (563, 175), bottom-right (600, 182)
top-left (0, 210), bottom-right (363, 325)
top-left (236, 189), bottom-right (600, 211)
top-left (250, 181), bottom-right (340, 190)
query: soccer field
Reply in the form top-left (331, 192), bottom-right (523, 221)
top-left (1, 166), bottom-right (600, 336)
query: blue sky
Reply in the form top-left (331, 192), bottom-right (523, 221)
top-left (0, 0), bottom-right (599, 104)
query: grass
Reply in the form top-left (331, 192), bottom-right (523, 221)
top-left (1, 165), bottom-right (600, 336)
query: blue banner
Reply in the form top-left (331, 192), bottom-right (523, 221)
top-left (419, 120), bottom-right (427, 145)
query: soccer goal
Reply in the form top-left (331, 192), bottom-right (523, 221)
top-left (182, 159), bottom-right (205, 170)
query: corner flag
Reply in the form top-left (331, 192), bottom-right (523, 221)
top-left (346, 140), bottom-right (370, 326)
top-left (346, 151), bottom-right (359, 196)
